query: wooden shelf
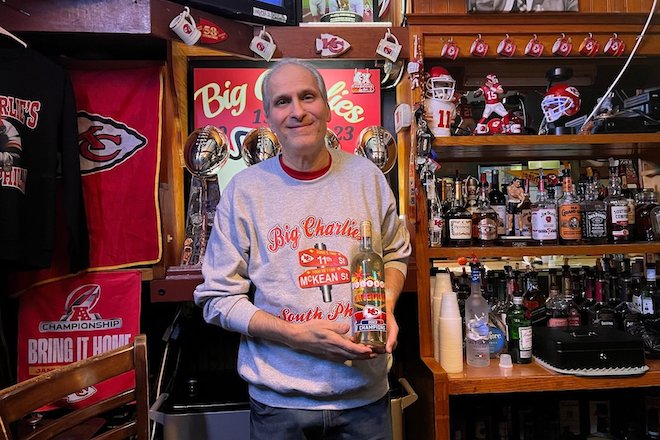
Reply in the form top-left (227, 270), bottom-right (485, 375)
top-left (427, 242), bottom-right (660, 259)
top-left (431, 133), bottom-right (660, 160)
top-left (423, 357), bottom-right (660, 396)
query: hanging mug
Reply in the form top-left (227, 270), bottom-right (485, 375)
top-left (470, 34), bottom-right (489, 57)
top-left (604, 33), bottom-right (625, 56)
top-left (524, 34), bottom-right (544, 57)
top-left (376, 29), bottom-right (402, 62)
top-left (497, 34), bottom-right (516, 57)
top-left (250, 29), bottom-right (277, 61)
top-left (579, 33), bottom-right (600, 56)
top-left (441, 37), bottom-right (459, 60)
top-left (169, 7), bottom-right (201, 46)
top-left (552, 33), bottom-right (572, 56)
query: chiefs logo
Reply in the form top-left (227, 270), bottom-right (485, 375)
top-left (77, 112), bottom-right (148, 175)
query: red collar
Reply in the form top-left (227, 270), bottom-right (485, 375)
top-left (279, 153), bottom-right (332, 180)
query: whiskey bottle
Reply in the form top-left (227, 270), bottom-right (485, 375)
top-left (604, 159), bottom-right (631, 243)
top-left (489, 170), bottom-right (507, 237)
top-left (531, 169), bottom-right (558, 244)
top-left (519, 179), bottom-right (533, 237)
top-left (580, 174), bottom-right (608, 244)
top-left (472, 173), bottom-right (498, 246)
top-left (558, 172), bottom-right (582, 244)
top-left (545, 268), bottom-right (568, 327)
top-left (620, 161), bottom-right (638, 239)
top-left (523, 267), bottom-right (546, 325)
top-left (447, 178), bottom-right (473, 246)
top-left (635, 188), bottom-right (658, 242)
top-left (351, 220), bottom-right (387, 352)
top-left (590, 261), bottom-right (616, 327)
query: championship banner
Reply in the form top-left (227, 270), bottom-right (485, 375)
top-left (17, 270), bottom-right (141, 409)
top-left (192, 66), bottom-right (381, 190)
top-left (70, 67), bottom-right (163, 270)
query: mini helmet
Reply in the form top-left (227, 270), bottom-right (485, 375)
top-left (425, 66), bottom-right (456, 101)
top-left (541, 84), bottom-right (581, 123)
top-left (485, 74), bottom-right (499, 86)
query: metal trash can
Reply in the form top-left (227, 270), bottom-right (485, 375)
top-left (390, 378), bottom-right (418, 440)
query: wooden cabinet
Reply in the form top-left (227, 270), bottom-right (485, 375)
top-left (401, 9), bottom-right (660, 440)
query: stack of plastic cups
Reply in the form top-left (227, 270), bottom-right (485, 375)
top-left (433, 272), bottom-right (452, 363)
top-left (439, 291), bottom-right (464, 373)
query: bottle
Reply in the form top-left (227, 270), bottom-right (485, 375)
top-left (580, 267), bottom-right (596, 325)
top-left (635, 264), bottom-right (657, 315)
top-left (621, 161), bottom-right (638, 240)
top-left (604, 158), bottom-right (631, 243)
top-left (523, 267), bottom-right (546, 325)
top-left (464, 262), bottom-right (491, 367)
top-left (472, 172), bottom-right (498, 246)
top-left (531, 169), bottom-right (558, 244)
top-left (447, 178), bottom-right (473, 246)
top-left (636, 188), bottom-right (658, 242)
top-left (507, 294), bottom-right (532, 364)
top-left (519, 179), bottom-right (533, 237)
top-left (429, 195), bottom-right (445, 247)
top-left (562, 264), bottom-right (582, 327)
top-left (580, 171), bottom-right (608, 244)
top-left (545, 268), bottom-right (568, 327)
top-left (489, 170), bottom-right (507, 237)
top-left (590, 260), bottom-right (616, 327)
top-left (558, 171), bottom-right (582, 244)
top-left (350, 220), bottom-right (387, 352)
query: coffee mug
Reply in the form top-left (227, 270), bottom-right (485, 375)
top-left (579, 33), bottom-right (600, 56)
top-left (552, 33), bottom-right (572, 56)
top-left (470, 34), bottom-right (489, 57)
top-left (169, 7), bottom-right (201, 46)
top-left (376, 29), bottom-right (402, 62)
top-left (497, 34), bottom-right (516, 57)
top-left (604, 33), bottom-right (625, 56)
top-left (525, 34), bottom-right (544, 57)
top-left (441, 38), bottom-right (459, 60)
top-left (250, 30), bottom-right (277, 61)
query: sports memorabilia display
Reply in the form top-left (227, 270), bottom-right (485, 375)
top-left (473, 74), bottom-right (521, 135)
top-left (354, 125), bottom-right (397, 174)
top-left (541, 84), bottom-right (582, 123)
top-left (423, 66), bottom-right (457, 137)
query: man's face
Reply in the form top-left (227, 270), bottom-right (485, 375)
top-left (264, 64), bottom-right (331, 160)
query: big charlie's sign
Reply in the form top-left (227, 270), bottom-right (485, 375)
top-left (192, 66), bottom-right (381, 190)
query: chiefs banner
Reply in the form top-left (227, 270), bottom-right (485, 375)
top-left (17, 270), bottom-right (141, 409)
top-left (70, 67), bottom-right (163, 269)
top-left (192, 66), bottom-right (381, 190)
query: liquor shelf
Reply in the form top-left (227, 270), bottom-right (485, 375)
top-left (422, 356), bottom-right (660, 396)
top-left (427, 242), bottom-right (660, 259)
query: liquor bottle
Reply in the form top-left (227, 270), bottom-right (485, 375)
top-left (580, 173), bottom-right (608, 244)
top-left (489, 170), bottom-right (507, 237)
top-left (429, 195), bottom-right (445, 247)
top-left (465, 175), bottom-right (479, 215)
top-left (636, 188), bottom-right (658, 242)
top-left (620, 161), bottom-right (638, 239)
top-left (523, 267), bottom-right (546, 325)
top-left (558, 171), bottom-right (582, 244)
top-left (580, 267), bottom-right (596, 325)
top-left (486, 270), bottom-right (508, 358)
top-left (635, 264), bottom-right (658, 315)
top-left (447, 178), bottom-right (473, 247)
top-left (590, 260), bottom-right (616, 327)
top-left (545, 268), bottom-right (568, 327)
top-left (465, 262), bottom-right (491, 367)
top-left (519, 179), bottom-right (533, 237)
top-left (604, 158), bottom-right (631, 243)
top-left (562, 264), bottom-right (582, 327)
top-left (531, 169), bottom-right (558, 245)
top-left (351, 220), bottom-right (387, 352)
top-left (507, 294), bottom-right (533, 364)
top-left (473, 173), bottom-right (498, 246)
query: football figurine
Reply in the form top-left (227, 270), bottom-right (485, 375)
top-left (423, 66), bottom-right (457, 137)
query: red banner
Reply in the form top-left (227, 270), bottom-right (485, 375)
top-left (192, 66), bottom-right (381, 190)
top-left (70, 67), bottom-right (163, 270)
top-left (17, 271), bottom-right (141, 409)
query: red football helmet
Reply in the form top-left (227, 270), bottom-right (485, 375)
top-left (485, 74), bottom-right (499, 87)
top-left (425, 66), bottom-right (456, 101)
top-left (541, 84), bottom-right (581, 122)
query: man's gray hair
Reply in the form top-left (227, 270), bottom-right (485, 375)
top-left (261, 59), bottom-right (328, 117)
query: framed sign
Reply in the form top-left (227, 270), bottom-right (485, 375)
top-left (299, 0), bottom-right (378, 23)
top-left (190, 61), bottom-right (381, 190)
top-left (468, 0), bottom-right (578, 12)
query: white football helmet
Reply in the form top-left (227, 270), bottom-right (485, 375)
top-left (541, 84), bottom-right (581, 122)
top-left (425, 66), bottom-right (455, 101)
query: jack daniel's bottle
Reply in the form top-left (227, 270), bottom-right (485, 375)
top-left (351, 220), bottom-right (387, 352)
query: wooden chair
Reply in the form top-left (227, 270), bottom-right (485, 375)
top-left (0, 334), bottom-right (149, 440)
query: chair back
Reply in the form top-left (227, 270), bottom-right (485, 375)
top-left (0, 334), bottom-right (149, 440)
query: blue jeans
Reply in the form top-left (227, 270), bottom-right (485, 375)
top-left (249, 393), bottom-right (392, 440)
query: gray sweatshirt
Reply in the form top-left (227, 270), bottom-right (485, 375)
top-left (194, 148), bottom-right (411, 410)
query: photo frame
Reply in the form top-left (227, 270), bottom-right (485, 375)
top-left (467, 0), bottom-right (578, 13)
top-left (299, 0), bottom-right (379, 23)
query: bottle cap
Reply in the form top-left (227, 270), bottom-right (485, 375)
top-left (499, 353), bottom-right (513, 368)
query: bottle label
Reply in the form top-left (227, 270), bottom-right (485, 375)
top-left (351, 275), bottom-right (387, 337)
top-left (632, 294), bottom-right (643, 313)
top-left (559, 203), bottom-right (582, 239)
top-left (642, 296), bottom-right (655, 314)
top-left (492, 205), bottom-right (507, 235)
top-left (548, 317), bottom-right (568, 327)
top-left (477, 217), bottom-right (498, 240)
top-left (610, 205), bottom-right (629, 225)
top-left (429, 215), bottom-right (444, 247)
top-left (449, 218), bottom-right (472, 239)
top-left (583, 210), bottom-right (607, 238)
top-left (531, 208), bottom-right (558, 240)
top-left (519, 326), bottom-right (533, 351)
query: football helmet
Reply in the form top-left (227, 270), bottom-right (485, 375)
top-left (541, 84), bottom-right (581, 122)
top-left (425, 66), bottom-right (456, 101)
top-left (485, 74), bottom-right (499, 87)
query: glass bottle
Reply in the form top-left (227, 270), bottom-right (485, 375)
top-left (580, 174), bottom-right (608, 244)
top-left (464, 262), bottom-right (491, 367)
top-left (429, 195), bottom-right (445, 248)
top-left (465, 175), bottom-right (479, 215)
top-left (604, 158), bottom-right (631, 243)
top-left (447, 178), bottom-right (473, 247)
top-left (558, 172), bottom-right (582, 244)
top-left (472, 172), bottom-right (498, 246)
top-left (351, 220), bottom-right (387, 351)
top-left (635, 264), bottom-right (658, 315)
top-left (519, 179), bottom-right (533, 237)
top-left (523, 266), bottom-right (546, 325)
top-left (635, 188), bottom-right (658, 242)
top-left (531, 169), bottom-right (558, 245)
top-left (489, 170), bottom-right (507, 237)
top-left (545, 268), bottom-right (568, 327)
top-left (589, 261), bottom-right (616, 327)
top-left (507, 294), bottom-right (532, 364)
top-left (620, 161), bottom-right (638, 240)
top-left (562, 264), bottom-right (582, 327)
top-left (580, 267), bottom-right (596, 325)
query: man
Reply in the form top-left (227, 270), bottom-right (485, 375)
top-left (194, 59), bottom-right (411, 439)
